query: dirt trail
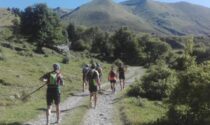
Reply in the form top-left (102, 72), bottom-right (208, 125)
top-left (24, 67), bottom-right (145, 125)
top-left (82, 67), bottom-right (145, 125)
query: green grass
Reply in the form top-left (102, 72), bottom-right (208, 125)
top-left (0, 43), bottom-right (111, 124)
top-left (0, 9), bottom-right (17, 27)
top-left (115, 90), bottom-right (168, 125)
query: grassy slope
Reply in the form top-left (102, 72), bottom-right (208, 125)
top-left (122, 0), bottom-right (210, 36)
top-left (115, 84), bottom-right (168, 125)
top-left (0, 43), bottom-right (110, 124)
top-left (0, 9), bottom-right (16, 27)
top-left (61, 0), bottom-right (153, 32)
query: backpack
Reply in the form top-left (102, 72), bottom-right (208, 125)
top-left (87, 69), bottom-right (98, 86)
top-left (83, 67), bottom-right (89, 74)
top-left (49, 72), bottom-right (63, 86)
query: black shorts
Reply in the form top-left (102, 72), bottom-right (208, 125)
top-left (89, 85), bottom-right (97, 93)
top-left (110, 80), bottom-right (116, 83)
top-left (119, 74), bottom-right (125, 80)
top-left (47, 87), bottom-right (60, 106)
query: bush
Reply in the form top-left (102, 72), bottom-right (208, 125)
top-left (128, 63), bottom-right (177, 100)
top-left (168, 64), bottom-right (210, 125)
top-left (71, 39), bottom-right (90, 51)
top-left (114, 59), bottom-right (123, 67)
top-left (62, 54), bottom-right (70, 64)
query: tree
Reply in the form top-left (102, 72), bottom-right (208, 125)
top-left (20, 4), bottom-right (67, 52)
top-left (168, 64), bottom-right (210, 125)
top-left (138, 35), bottom-right (172, 65)
top-left (112, 27), bottom-right (139, 64)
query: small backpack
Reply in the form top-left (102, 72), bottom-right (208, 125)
top-left (49, 72), bottom-right (63, 86)
top-left (87, 69), bottom-right (97, 86)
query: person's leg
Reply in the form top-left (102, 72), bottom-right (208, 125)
top-left (46, 105), bottom-right (52, 125)
top-left (110, 82), bottom-right (113, 91)
top-left (83, 82), bottom-right (85, 92)
top-left (46, 91), bottom-right (52, 125)
top-left (111, 82), bottom-right (114, 93)
top-left (119, 79), bottom-right (122, 90)
top-left (83, 76), bottom-right (85, 92)
top-left (93, 92), bottom-right (97, 108)
top-left (113, 82), bottom-right (116, 93)
top-left (54, 92), bottom-right (61, 123)
top-left (56, 104), bottom-right (60, 123)
top-left (123, 79), bottom-right (125, 89)
top-left (89, 92), bottom-right (93, 108)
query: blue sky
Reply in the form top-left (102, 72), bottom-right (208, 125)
top-left (0, 0), bottom-right (209, 9)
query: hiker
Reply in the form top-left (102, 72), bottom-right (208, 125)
top-left (86, 63), bottom-right (101, 108)
top-left (82, 64), bottom-right (90, 92)
top-left (108, 66), bottom-right (117, 93)
top-left (118, 63), bottom-right (125, 90)
top-left (40, 63), bottom-right (64, 125)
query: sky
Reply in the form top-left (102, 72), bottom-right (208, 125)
top-left (0, 0), bottom-right (210, 10)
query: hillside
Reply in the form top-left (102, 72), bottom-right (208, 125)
top-left (61, 0), bottom-right (154, 32)
top-left (0, 9), bottom-right (16, 27)
top-left (122, 0), bottom-right (210, 36)
top-left (60, 0), bottom-right (210, 36)
top-left (53, 7), bottom-right (72, 17)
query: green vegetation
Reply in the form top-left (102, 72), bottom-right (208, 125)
top-left (59, 0), bottom-right (210, 35)
top-left (128, 62), bottom-right (177, 100)
top-left (115, 90), bottom-right (168, 125)
top-left (61, 0), bottom-right (153, 32)
top-left (20, 4), bottom-right (67, 52)
top-left (1, 2), bottom-right (210, 125)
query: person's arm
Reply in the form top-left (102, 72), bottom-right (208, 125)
top-left (39, 72), bottom-right (49, 83)
top-left (95, 71), bottom-right (101, 90)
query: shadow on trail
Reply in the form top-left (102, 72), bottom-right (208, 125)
top-left (0, 122), bottom-right (22, 125)
top-left (36, 107), bottom-right (46, 112)
top-left (110, 95), bottom-right (125, 104)
top-left (60, 104), bottom-right (89, 113)
top-left (69, 92), bottom-right (89, 97)
top-left (36, 105), bottom-right (89, 113)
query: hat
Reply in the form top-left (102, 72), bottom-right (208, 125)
top-left (53, 63), bottom-right (61, 71)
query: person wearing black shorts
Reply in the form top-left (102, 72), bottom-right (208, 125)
top-left (87, 63), bottom-right (100, 108)
top-left (118, 64), bottom-right (125, 90)
top-left (41, 63), bottom-right (64, 125)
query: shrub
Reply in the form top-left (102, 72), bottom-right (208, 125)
top-left (128, 63), bottom-right (177, 100)
top-left (168, 64), bottom-right (210, 125)
top-left (62, 54), bottom-right (70, 64)
top-left (114, 59), bottom-right (123, 67)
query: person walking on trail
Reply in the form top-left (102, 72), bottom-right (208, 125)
top-left (82, 64), bottom-right (90, 92)
top-left (118, 63), bottom-right (125, 90)
top-left (108, 66), bottom-right (117, 93)
top-left (87, 63), bottom-right (101, 108)
top-left (40, 63), bottom-right (64, 125)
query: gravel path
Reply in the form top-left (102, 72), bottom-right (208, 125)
top-left (82, 67), bottom-right (145, 125)
top-left (24, 67), bottom-right (145, 125)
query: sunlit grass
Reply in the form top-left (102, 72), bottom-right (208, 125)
top-left (0, 45), bottom-right (110, 124)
